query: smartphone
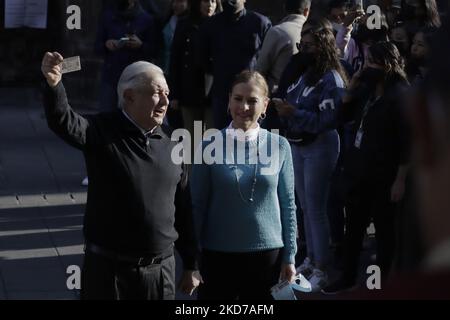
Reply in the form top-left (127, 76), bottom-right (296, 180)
top-left (117, 37), bottom-right (130, 49)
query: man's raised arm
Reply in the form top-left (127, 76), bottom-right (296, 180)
top-left (41, 52), bottom-right (90, 150)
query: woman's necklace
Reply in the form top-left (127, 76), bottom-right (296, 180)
top-left (232, 135), bottom-right (260, 204)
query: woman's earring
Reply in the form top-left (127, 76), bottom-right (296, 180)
top-left (260, 113), bottom-right (267, 120)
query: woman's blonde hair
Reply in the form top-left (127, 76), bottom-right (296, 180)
top-left (231, 70), bottom-right (269, 97)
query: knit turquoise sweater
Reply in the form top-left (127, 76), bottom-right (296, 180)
top-left (190, 129), bottom-right (297, 264)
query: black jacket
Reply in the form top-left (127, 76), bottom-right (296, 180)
top-left (169, 16), bottom-right (209, 108)
top-left (43, 82), bottom-right (198, 270)
top-left (340, 78), bottom-right (410, 187)
top-left (197, 9), bottom-right (271, 100)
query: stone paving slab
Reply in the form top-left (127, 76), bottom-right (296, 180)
top-left (42, 193), bottom-right (77, 207)
top-left (0, 231), bottom-right (56, 254)
top-left (16, 194), bottom-right (48, 208)
top-left (1, 263), bottom-right (69, 293)
top-left (60, 254), bottom-right (84, 270)
top-left (0, 149), bottom-right (59, 195)
top-left (54, 245), bottom-right (84, 258)
top-left (0, 196), bottom-right (19, 210)
top-left (0, 89), bottom-right (88, 299)
top-left (0, 107), bottom-right (36, 142)
top-left (0, 207), bottom-right (42, 223)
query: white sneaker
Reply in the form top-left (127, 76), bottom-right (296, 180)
top-left (308, 269), bottom-right (328, 292)
top-left (296, 257), bottom-right (314, 278)
top-left (81, 177), bottom-right (89, 186)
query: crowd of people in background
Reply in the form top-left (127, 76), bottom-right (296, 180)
top-left (65, 0), bottom-right (450, 299)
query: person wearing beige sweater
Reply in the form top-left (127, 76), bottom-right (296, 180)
top-left (256, 0), bottom-right (310, 94)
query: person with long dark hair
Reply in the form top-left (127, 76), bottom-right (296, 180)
top-left (323, 41), bottom-right (410, 294)
top-left (273, 25), bottom-right (348, 292)
top-left (265, 19), bottom-right (353, 266)
top-left (406, 26), bottom-right (437, 84)
top-left (401, 0), bottom-right (441, 35)
top-left (390, 20), bottom-right (411, 59)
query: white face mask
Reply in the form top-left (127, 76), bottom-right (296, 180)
top-left (332, 22), bottom-right (342, 33)
top-left (271, 274), bottom-right (312, 300)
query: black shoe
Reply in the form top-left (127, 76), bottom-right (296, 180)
top-left (321, 278), bottom-right (356, 295)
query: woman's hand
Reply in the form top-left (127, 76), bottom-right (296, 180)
top-left (272, 98), bottom-right (296, 117)
top-left (279, 263), bottom-right (296, 283)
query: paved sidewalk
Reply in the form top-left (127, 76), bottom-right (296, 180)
top-left (0, 87), bottom-right (87, 299)
top-left (0, 88), bottom-right (192, 300)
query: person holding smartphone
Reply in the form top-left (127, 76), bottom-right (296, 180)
top-left (95, 0), bottom-right (159, 112)
top-left (272, 25), bottom-right (348, 292)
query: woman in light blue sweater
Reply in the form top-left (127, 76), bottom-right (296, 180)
top-left (273, 25), bottom-right (347, 292)
top-left (191, 71), bottom-right (297, 300)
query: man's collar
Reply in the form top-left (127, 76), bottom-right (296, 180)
top-left (121, 110), bottom-right (159, 137)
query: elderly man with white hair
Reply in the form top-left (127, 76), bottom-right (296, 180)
top-left (41, 52), bottom-right (200, 300)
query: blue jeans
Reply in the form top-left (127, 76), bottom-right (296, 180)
top-left (291, 130), bottom-right (340, 267)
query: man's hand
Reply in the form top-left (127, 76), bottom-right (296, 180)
top-left (280, 264), bottom-right (296, 283)
top-left (106, 39), bottom-right (119, 51)
top-left (273, 98), bottom-right (296, 118)
top-left (41, 52), bottom-right (63, 88)
top-left (127, 34), bottom-right (143, 49)
top-left (178, 270), bottom-right (203, 296)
